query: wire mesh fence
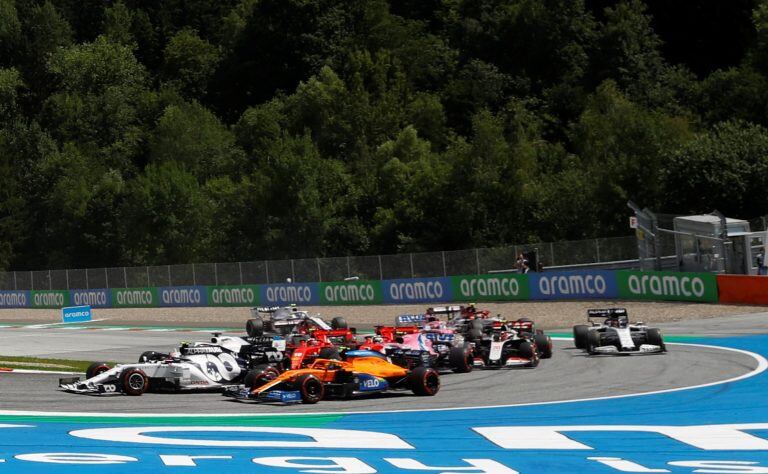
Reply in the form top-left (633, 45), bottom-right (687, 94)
top-left (0, 235), bottom-right (638, 290)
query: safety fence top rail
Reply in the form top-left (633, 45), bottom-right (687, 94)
top-left (0, 236), bottom-right (638, 291)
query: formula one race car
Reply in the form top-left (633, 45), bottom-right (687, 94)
top-left (252, 306), bottom-right (349, 337)
top-left (572, 308), bottom-right (666, 355)
top-left (247, 307), bottom-right (359, 370)
top-left (59, 328), bottom-right (287, 396)
top-left (471, 319), bottom-right (548, 368)
top-left (223, 350), bottom-right (440, 404)
top-left (362, 312), bottom-right (474, 373)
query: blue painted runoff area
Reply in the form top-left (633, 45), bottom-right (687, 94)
top-left (0, 335), bottom-right (767, 473)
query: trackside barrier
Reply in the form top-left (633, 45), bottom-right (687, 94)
top-left (717, 274), bottom-right (768, 304)
top-left (2, 270), bottom-right (757, 308)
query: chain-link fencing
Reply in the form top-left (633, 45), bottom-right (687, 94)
top-left (0, 235), bottom-right (638, 290)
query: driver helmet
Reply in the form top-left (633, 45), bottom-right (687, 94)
top-left (169, 349), bottom-right (181, 359)
top-left (373, 335), bottom-right (384, 343)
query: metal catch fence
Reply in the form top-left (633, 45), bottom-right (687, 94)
top-left (0, 236), bottom-right (638, 290)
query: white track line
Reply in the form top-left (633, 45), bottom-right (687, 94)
top-left (0, 340), bottom-right (764, 419)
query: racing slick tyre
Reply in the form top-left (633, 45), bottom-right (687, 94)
top-left (85, 362), bottom-right (111, 380)
top-left (449, 345), bottom-right (473, 373)
top-left (244, 365), bottom-right (280, 389)
top-left (138, 351), bottom-right (166, 363)
top-left (573, 325), bottom-right (589, 349)
top-left (518, 341), bottom-right (539, 367)
top-left (331, 317), bottom-right (348, 330)
top-left (469, 319), bottom-right (484, 341)
top-left (246, 317), bottom-right (264, 338)
top-left (318, 347), bottom-right (342, 360)
top-left (586, 330), bottom-right (602, 355)
top-left (295, 374), bottom-right (324, 404)
top-left (646, 328), bottom-right (666, 352)
top-left (409, 366), bottom-right (440, 396)
top-left (534, 334), bottom-right (553, 359)
top-left (121, 368), bottom-right (149, 396)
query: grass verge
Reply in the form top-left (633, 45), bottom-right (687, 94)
top-left (0, 356), bottom-right (101, 372)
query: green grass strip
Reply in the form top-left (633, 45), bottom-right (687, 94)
top-left (0, 355), bottom-right (101, 373)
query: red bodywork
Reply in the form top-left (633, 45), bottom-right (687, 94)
top-left (286, 328), bottom-right (358, 369)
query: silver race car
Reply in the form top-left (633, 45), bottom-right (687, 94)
top-left (572, 308), bottom-right (666, 355)
top-left (59, 329), bottom-right (287, 396)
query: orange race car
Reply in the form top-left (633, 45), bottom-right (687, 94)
top-left (223, 350), bottom-right (440, 404)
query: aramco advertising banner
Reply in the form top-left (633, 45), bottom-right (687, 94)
top-left (616, 270), bottom-right (718, 303)
top-left (0, 269), bottom-right (730, 308)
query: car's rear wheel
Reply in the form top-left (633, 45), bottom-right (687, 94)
top-left (449, 345), bottom-right (472, 373)
top-left (244, 364), bottom-right (280, 389)
top-left (246, 317), bottom-right (264, 337)
top-left (646, 328), bottom-right (666, 352)
top-left (409, 366), bottom-right (440, 396)
top-left (318, 347), bottom-right (341, 360)
top-left (331, 317), bottom-right (347, 330)
top-left (121, 368), bottom-right (148, 396)
top-left (85, 362), bottom-right (110, 380)
top-left (295, 374), bottom-right (324, 404)
top-left (469, 319), bottom-right (484, 340)
top-left (573, 325), bottom-right (589, 349)
top-left (534, 334), bottom-right (553, 359)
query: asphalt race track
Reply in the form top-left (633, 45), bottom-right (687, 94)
top-left (0, 316), bottom-right (762, 414)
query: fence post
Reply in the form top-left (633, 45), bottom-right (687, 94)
top-left (238, 262), bottom-right (243, 285)
top-left (84, 268), bottom-right (88, 289)
top-left (48, 269), bottom-right (52, 290)
top-left (167, 265), bottom-right (172, 286)
top-left (549, 242), bottom-right (555, 266)
top-left (346, 256), bottom-right (351, 278)
top-left (104, 268), bottom-right (109, 289)
top-left (30, 270), bottom-right (33, 291)
top-left (265, 261), bottom-right (270, 284)
top-left (13, 271), bottom-right (17, 290)
top-left (378, 255), bottom-right (383, 280)
top-left (442, 251), bottom-right (447, 277)
top-left (146, 266), bottom-right (150, 287)
top-left (65, 270), bottom-right (69, 290)
top-left (595, 239), bottom-right (601, 263)
top-left (192, 264), bottom-right (196, 286)
top-left (290, 259), bottom-right (295, 283)
top-left (409, 253), bottom-right (415, 278)
top-left (123, 267), bottom-right (128, 288)
top-left (316, 258), bottom-right (322, 282)
top-left (475, 249), bottom-right (480, 275)
top-left (214, 263), bottom-right (219, 286)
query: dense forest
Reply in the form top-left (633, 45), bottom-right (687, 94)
top-left (1, 0), bottom-right (767, 271)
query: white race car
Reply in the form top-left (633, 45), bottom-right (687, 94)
top-left (59, 331), bottom-right (287, 396)
top-left (572, 308), bottom-right (666, 355)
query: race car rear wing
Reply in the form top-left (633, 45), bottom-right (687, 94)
top-left (395, 314), bottom-right (426, 327)
top-left (587, 308), bottom-right (628, 321)
top-left (427, 305), bottom-right (462, 315)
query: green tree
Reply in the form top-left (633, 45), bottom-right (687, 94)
top-left (149, 100), bottom-right (243, 179)
top-left (663, 120), bottom-right (768, 217)
top-left (122, 161), bottom-right (213, 265)
top-left (162, 28), bottom-right (221, 99)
